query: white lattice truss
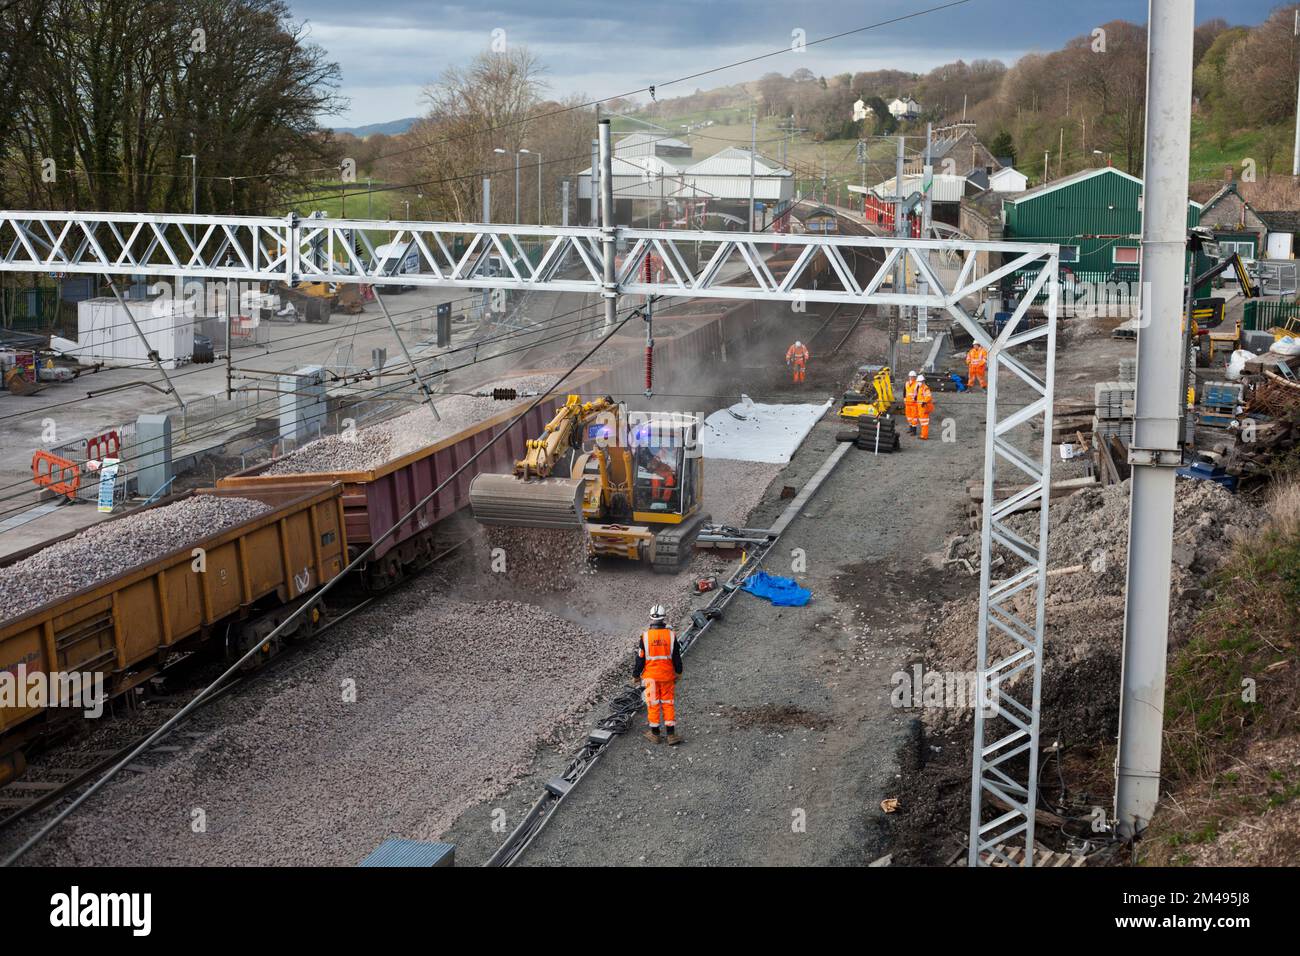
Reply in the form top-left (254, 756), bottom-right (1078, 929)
top-left (0, 211), bottom-right (1058, 865)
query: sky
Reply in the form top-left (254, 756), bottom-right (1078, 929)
top-left (294, 0), bottom-right (1287, 127)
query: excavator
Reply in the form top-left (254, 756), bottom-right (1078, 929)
top-left (468, 395), bottom-right (711, 573)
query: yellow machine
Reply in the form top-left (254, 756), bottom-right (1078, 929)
top-left (469, 395), bottom-right (710, 572)
top-left (839, 365), bottom-right (895, 420)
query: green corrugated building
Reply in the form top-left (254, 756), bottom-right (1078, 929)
top-left (1001, 167), bottom-right (1202, 276)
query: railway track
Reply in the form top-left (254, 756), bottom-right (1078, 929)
top-left (0, 595), bottom-right (375, 839)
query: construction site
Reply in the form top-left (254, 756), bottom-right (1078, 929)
top-left (0, 3), bottom-right (1294, 930)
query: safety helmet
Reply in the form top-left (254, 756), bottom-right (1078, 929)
top-left (916, 374), bottom-right (926, 383)
top-left (649, 604), bottom-right (667, 622)
top-left (795, 341), bottom-right (802, 347)
top-left (907, 369), bottom-right (917, 378)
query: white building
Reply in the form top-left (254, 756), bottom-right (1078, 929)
top-left (988, 166), bottom-right (1028, 192)
top-left (578, 144), bottom-right (793, 226)
top-left (887, 97), bottom-right (921, 120)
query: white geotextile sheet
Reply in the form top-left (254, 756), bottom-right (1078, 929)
top-left (700, 397), bottom-right (833, 464)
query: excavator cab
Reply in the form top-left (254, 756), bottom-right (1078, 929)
top-left (628, 414), bottom-right (702, 523)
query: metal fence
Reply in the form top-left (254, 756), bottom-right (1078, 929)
top-left (1243, 299), bottom-right (1300, 333)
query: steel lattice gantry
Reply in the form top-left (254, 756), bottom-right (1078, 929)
top-left (0, 209), bottom-right (1058, 865)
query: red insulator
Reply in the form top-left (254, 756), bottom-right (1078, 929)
top-left (644, 343), bottom-right (654, 392)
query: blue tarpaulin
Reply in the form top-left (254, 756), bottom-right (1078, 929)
top-left (742, 571), bottom-right (812, 607)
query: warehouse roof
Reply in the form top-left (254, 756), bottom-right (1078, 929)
top-left (870, 172), bottom-right (968, 204)
top-left (683, 147), bottom-right (790, 178)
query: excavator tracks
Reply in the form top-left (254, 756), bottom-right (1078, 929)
top-left (650, 511), bottom-right (712, 574)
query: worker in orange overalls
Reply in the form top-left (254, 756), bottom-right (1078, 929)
top-left (966, 342), bottom-right (988, 389)
top-left (786, 340), bottom-right (810, 384)
top-left (641, 449), bottom-right (678, 505)
top-left (903, 370), bottom-right (920, 436)
top-left (633, 604), bottom-right (683, 745)
top-left (915, 374), bottom-right (934, 440)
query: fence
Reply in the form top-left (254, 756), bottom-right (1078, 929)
top-left (2, 288), bottom-right (59, 330)
top-left (1243, 299), bottom-right (1300, 333)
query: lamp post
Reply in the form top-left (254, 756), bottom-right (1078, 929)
top-left (524, 150), bottom-right (542, 223)
top-left (180, 153), bottom-right (197, 213)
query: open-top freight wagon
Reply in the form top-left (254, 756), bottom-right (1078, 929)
top-left (0, 484), bottom-right (347, 785)
top-left (215, 386), bottom-right (587, 590)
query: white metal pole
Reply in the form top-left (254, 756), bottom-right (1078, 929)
top-left (373, 286), bottom-right (440, 421)
top-left (561, 179), bottom-right (569, 227)
top-left (106, 277), bottom-right (185, 409)
top-left (590, 139), bottom-right (599, 226)
top-left (1114, 0), bottom-right (1196, 840)
top-left (749, 111), bottom-right (757, 231)
top-left (599, 119), bottom-right (617, 336)
top-left (923, 122), bottom-right (933, 236)
top-left (535, 152), bottom-right (543, 224)
top-left (482, 178), bottom-right (491, 223)
top-left (514, 152), bottom-right (521, 225)
top-left (1293, 10), bottom-right (1300, 176)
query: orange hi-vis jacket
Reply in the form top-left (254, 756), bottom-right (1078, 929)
top-left (639, 627), bottom-right (678, 682)
top-left (904, 378), bottom-right (920, 407)
top-left (915, 382), bottom-right (934, 412)
top-left (786, 343), bottom-right (810, 365)
top-left (966, 344), bottom-right (988, 368)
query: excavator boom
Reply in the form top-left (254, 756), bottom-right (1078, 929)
top-left (468, 394), bottom-right (615, 529)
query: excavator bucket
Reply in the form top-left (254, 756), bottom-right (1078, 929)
top-left (468, 473), bottom-right (585, 529)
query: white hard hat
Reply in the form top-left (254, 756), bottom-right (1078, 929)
top-left (795, 341), bottom-right (802, 347)
top-left (907, 369), bottom-right (917, 377)
top-left (649, 604), bottom-right (666, 622)
top-left (916, 374), bottom-right (926, 383)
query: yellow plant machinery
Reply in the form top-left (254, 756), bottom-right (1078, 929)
top-left (468, 395), bottom-right (710, 572)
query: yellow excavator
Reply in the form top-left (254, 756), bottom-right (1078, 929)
top-left (468, 395), bottom-right (710, 572)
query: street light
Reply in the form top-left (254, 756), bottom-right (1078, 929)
top-left (493, 147), bottom-right (522, 224)
top-left (521, 149), bottom-right (542, 223)
top-left (179, 153), bottom-right (197, 214)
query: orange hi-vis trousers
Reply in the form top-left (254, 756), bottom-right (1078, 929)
top-left (967, 363), bottom-right (987, 389)
top-left (642, 677), bottom-right (677, 728)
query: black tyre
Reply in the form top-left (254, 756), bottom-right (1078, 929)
top-left (835, 429), bottom-right (859, 443)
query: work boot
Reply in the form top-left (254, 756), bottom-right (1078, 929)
top-left (666, 730), bottom-right (683, 746)
top-left (643, 729), bottom-right (662, 744)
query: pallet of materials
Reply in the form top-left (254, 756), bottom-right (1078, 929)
top-left (1092, 415), bottom-right (1134, 443)
top-left (1094, 381), bottom-right (1136, 419)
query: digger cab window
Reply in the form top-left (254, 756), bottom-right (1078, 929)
top-left (633, 446), bottom-right (684, 514)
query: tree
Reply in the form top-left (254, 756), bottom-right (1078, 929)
top-left (1, 0), bottom-right (342, 214)
top-left (989, 130), bottom-right (1017, 166)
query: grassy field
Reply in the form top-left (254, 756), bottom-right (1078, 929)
top-left (287, 180), bottom-right (407, 220)
top-left (1188, 116), bottom-right (1294, 183)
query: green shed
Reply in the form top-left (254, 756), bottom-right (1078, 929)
top-left (1002, 167), bottom-right (1202, 276)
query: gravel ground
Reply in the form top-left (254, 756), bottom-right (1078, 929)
top-left (264, 374), bottom-right (557, 474)
top-left (444, 304), bottom-right (985, 866)
top-left (5, 589), bottom-right (634, 866)
top-left (3, 296), bottom-right (940, 867)
top-left (0, 496), bottom-right (269, 622)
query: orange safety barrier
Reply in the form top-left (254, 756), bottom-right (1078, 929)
top-left (32, 451), bottom-right (80, 500)
top-left (86, 429), bottom-right (121, 462)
